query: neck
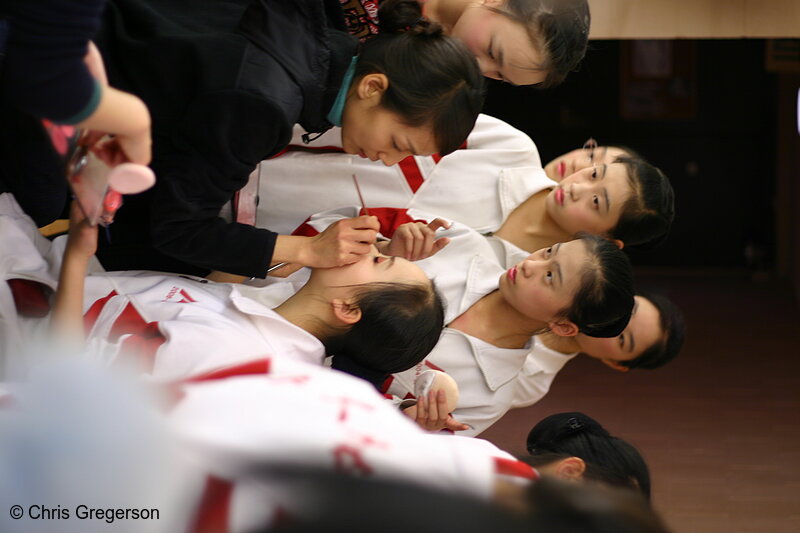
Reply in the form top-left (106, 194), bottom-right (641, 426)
top-left (423, 0), bottom-right (468, 32)
top-left (273, 286), bottom-right (335, 341)
top-left (538, 331), bottom-right (581, 354)
top-left (450, 290), bottom-right (547, 349)
top-left (494, 191), bottom-right (574, 253)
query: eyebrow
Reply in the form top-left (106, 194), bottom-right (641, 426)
top-left (627, 299), bottom-right (639, 353)
top-left (552, 242), bottom-right (563, 287)
top-left (496, 37), bottom-right (505, 67)
top-left (602, 165), bottom-right (610, 214)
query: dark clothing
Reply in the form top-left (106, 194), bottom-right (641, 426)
top-left (95, 0), bottom-right (358, 278)
top-left (1, 0), bottom-right (103, 122)
top-left (0, 0), bottom-right (106, 226)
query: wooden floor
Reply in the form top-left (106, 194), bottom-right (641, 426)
top-left (482, 269), bottom-right (800, 533)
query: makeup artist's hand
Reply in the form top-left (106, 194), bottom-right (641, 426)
top-left (303, 216), bottom-right (380, 267)
top-left (381, 218), bottom-right (450, 261)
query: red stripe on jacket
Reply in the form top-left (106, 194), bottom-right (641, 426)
top-left (292, 207), bottom-right (422, 240)
top-left (493, 457), bottom-right (539, 480)
top-left (189, 475), bottom-right (234, 533)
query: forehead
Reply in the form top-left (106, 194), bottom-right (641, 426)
top-left (490, 13), bottom-right (546, 85)
top-left (540, 239), bottom-right (591, 292)
top-left (392, 257), bottom-right (429, 284)
top-left (627, 296), bottom-right (663, 356)
top-left (560, 145), bottom-right (632, 162)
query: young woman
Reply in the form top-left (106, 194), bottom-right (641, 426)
top-left (376, 0), bottom-right (591, 86)
top-left (295, 208), bottom-right (634, 435)
top-left (525, 412), bottom-right (652, 499)
top-left (544, 138), bottom-right (640, 182)
top-left (510, 293), bottom-right (685, 420)
top-left (254, 115), bottom-right (674, 251)
top-left (92, 0), bottom-right (484, 280)
top-left (0, 194), bottom-right (444, 381)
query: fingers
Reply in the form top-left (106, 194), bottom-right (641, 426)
top-left (444, 417), bottom-right (470, 432)
top-left (415, 394), bottom-right (428, 426)
top-left (350, 215), bottom-right (380, 232)
top-left (427, 218), bottom-right (451, 232)
top-left (431, 236), bottom-right (450, 254)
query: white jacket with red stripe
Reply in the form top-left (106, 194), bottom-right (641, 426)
top-left (0, 193), bottom-right (319, 380)
top-left (167, 357), bottom-right (539, 532)
top-left (255, 114), bottom-right (555, 235)
top-left (292, 207), bottom-right (577, 437)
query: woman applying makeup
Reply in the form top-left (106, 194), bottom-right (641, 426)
top-left (92, 0), bottom-right (484, 279)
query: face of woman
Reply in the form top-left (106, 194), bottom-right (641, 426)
top-left (309, 246), bottom-right (430, 288)
top-left (545, 145), bottom-right (631, 181)
top-left (340, 80), bottom-right (438, 166)
top-left (450, 1), bottom-right (546, 86)
top-left (576, 296), bottom-right (662, 363)
top-left (498, 240), bottom-right (590, 324)
top-left (545, 164), bottom-right (634, 236)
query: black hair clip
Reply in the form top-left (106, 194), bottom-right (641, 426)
top-left (566, 417), bottom-right (584, 430)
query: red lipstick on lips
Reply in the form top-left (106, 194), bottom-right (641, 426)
top-left (558, 161), bottom-right (566, 177)
top-left (555, 187), bottom-right (565, 206)
top-left (508, 265), bottom-right (518, 283)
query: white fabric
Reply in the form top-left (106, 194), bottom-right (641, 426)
top-left (168, 357), bottom-right (527, 531)
top-left (256, 114), bottom-right (555, 234)
top-left (0, 194), bottom-right (322, 380)
top-left (81, 273), bottom-right (324, 379)
top-left (299, 207), bottom-right (576, 436)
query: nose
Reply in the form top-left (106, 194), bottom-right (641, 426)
top-left (520, 257), bottom-right (543, 278)
top-left (379, 151), bottom-right (407, 167)
top-left (476, 57), bottom-right (501, 80)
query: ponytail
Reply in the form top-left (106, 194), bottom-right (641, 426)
top-left (526, 412), bottom-right (652, 499)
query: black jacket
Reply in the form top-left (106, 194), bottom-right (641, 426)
top-left (97, 0), bottom-right (358, 277)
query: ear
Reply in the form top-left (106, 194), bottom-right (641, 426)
top-left (331, 298), bottom-right (362, 326)
top-left (354, 73), bottom-right (389, 101)
top-left (553, 457), bottom-right (586, 481)
top-left (601, 359), bottom-right (631, 373)
top-left (548, 318), bottom-right (579, 337)
top-left (611, 238), bottom-right (625, 250)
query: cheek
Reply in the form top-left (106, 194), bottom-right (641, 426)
top-left (584, 338), bottom-right (617, 358)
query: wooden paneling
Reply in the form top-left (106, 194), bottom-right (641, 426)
top-left (589, 0), bottom-right (800, 39)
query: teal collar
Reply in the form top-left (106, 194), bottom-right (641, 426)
top-left (326, 56), bottom-right (359, 127)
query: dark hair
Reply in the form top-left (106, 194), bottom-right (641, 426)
top-left (325, 281), bottom-right (445, 377)
top-left (560, 234), bottom-right (634, 338)
top-left (525, 478), bottom-right (670, 533)
top-left (621, 292), bottom-right (686, 370)
top-left (608, 156), bottom-right (675, 249)
top-left (487, 0), bottom-right (591, 87)
top-left (525, 412), bottom-right (652, 499)
top-left (356, 11), bottom-right (484, 155)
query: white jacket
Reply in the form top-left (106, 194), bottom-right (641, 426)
top-left (0, 193), bottom-right (317, 380)
top-left (167, 356), bottom-right (538, 532)
top-left (297, 207), bottom-right (577, 437)
top-left (256, 114), bottom-right (555, 234)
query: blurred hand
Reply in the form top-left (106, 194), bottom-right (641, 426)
top-left (65, 201), bottom-right (98, 259)
top-left (403, 390), bottom-right (469, 432)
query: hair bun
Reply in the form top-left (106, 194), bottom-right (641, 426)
top-left (378, 0), bottom-right (442, 36)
